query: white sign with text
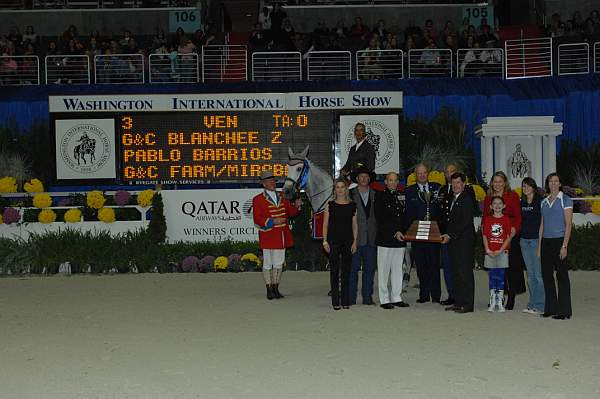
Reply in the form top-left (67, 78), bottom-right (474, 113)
top-left (162, 188), bottom-right (263, 243)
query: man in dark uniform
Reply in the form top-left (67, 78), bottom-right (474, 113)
top-left (341, 122), bottom-right (376, 178)
top-left (441, 172), bottom-right (476, 314)
top-left (437, 163), bottom-right (479, 306)
top-left (405, 163), bottom-right (442, 303)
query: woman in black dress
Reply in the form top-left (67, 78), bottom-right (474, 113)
top-left (322, 178), bottom-right (358, 310)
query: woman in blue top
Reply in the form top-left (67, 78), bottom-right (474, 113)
top-left (538, 173), bottom-right (573, 320)
top-left (520, 177), bottom-right (544, 315)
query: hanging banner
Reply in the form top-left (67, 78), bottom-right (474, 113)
top-left (55, 118), bottom-right (116, 180)
top-left (338, 114), bottom-right (400, 176)
top-left (162, 188), bottom-right (263, 243)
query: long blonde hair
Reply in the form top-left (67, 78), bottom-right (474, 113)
top-left (487, 171), bottom-right (512, 195)
top-left (331, 178), bottom-right (351, 202)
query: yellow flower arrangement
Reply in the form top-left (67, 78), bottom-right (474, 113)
top-left (574, 187), bottom-right (584, 196)
top-left (64, 208), bottom-right (82, 223)
top-left (406, 172), bottom-right (416, 186)
top-left (24, 178), bottom-right (44, 193)
top-left (0, 213), bottom-right (3, 224)
top-left (428, 170), bottom-right (446, 186)
top-left (472, 184), bottom-right (486, 202)
top-left (33, 193), bottom-right (52, 208)
top-left (87, 191), bottom-right (106, 209)
top-left (0, 176), bottom-right (17, 193)
top-left (514, 187), bottom-right (523, 198)
top-left (98, 207), bottom-right (116, 223)
top-left (137, 189), bottom-right (155, 207)
top-left (591, 196), bottom-right (600, 216)
top-left (241, 253), bottom-right (260, 264)
top-left (214, 256), bottom-right (229, 271)
top-left (38, 209), bottom-right (57, 224)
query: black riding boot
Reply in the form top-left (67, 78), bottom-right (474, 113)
top-left (273, 284), bottom-right (284, 299)
top-left (266, 285), bottom-right (275, 300)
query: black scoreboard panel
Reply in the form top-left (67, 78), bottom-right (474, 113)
top-left (54, 110), bottom-right (334, 184)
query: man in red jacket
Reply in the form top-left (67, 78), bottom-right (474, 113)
top-left (252, 170), bottom-right (302, 300)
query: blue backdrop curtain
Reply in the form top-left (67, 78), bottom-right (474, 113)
top-left (2, 74), bottom-right (600, 176)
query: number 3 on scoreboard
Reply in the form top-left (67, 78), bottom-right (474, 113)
top-left (121, 116), bottom-right (133, 130)
top-left (271, 131), bottom-right (282, 144)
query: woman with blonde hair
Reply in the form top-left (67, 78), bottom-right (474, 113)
top-left (322, 179), bottom-right (358, 310)
top-left (483, 171), bottom-right (525, 309)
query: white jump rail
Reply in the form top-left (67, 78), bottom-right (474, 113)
top-left (594, 42), bottom-right (600, 73)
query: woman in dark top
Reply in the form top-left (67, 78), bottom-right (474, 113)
top-left (520, 177), bottom-right (544, 315)
top-left (323, 178), bottom-right (358, 310)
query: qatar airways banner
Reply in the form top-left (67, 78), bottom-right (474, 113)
top-left (48, 91), bottom-right (402, 113)
top-left (162, 188), bottom-right (263, 243)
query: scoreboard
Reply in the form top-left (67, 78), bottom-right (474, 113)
top-left (118, 111), bottom-right (332, 183)
top-left (50, 92), bottom-right (403, 184)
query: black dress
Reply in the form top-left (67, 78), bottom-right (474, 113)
top-left (327, 201), bottom-right (356, 308)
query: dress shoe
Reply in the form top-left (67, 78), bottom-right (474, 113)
top-left (453, 306), bottom-right (473, 314)
top-left (440, 298), bottom-right (455, 306)
top-left (416, 298), bottom-right (429, 304)
top-left (363, 297), bottom-right (374, 305)
top-left (541, 313), bottom-right (555, 318)
top-left (552, 315), bottom-right (571, 320)
top-left (393, 301), bottom-right (410, 308)
top-left (342, 306), bottom-right (350, 309)
top-left (431, 298), bottom-right (441, 304)
top-left (380, 303), bottom-right (394, 310)
top-left (333, 306), bottom-right (341, 310)
top-left (445, 305), bottom-right (457, 311)
top-left (505, 291), bottom-right (515, 310)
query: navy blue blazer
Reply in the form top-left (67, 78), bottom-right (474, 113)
top-left (404, 182), bottom-right (442, 225)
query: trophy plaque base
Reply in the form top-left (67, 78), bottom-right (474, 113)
top-left (405, 220), bottom-right (443, 243)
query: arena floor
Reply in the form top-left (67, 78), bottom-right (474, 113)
top-left (1, 270), bottom-right (599, 399)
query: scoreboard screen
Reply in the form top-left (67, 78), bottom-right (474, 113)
top-left (49, 92), bottom-right (403, 184)
top-left (118, 111), bottom-right (332, 184)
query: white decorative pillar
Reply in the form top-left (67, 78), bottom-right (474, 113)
top-left (475, 116), bottom-right (562, 188)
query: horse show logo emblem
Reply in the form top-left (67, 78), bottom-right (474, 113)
top-left (344, 119), bottom-right (395, 169)
top-left (491, 223), bottom-right (503, 237)
top-left (60, 123), bottom-right (111, 174)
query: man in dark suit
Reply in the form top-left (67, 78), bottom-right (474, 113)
top-left (341, 122), bottom-right (376, 178)
top-left (405, 163), bottom-right (442, 303)
top-left (437, 163), bottom-right (479, 306)
top-left (441, 172), bottom-right (476, 314)
top-left (349, 165), bottom-right (377, 305)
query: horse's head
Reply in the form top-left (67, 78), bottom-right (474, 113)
top-left (283, 145), bottom-right (309, 200)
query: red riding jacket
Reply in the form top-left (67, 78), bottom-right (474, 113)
top-left (252, 191), bottom-right (300, 249)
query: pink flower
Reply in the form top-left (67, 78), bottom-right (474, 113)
top-left (181, 255), bottom-right (200, 272)
top-left (114, 190), bottom-right (131, 206)
top-left (2, 207), bottom-right (21, 224)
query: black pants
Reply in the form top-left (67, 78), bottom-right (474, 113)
top-left (414, 242), bottom-right (441, 301)
top-left (449, 237), bottom-right (474, 310)
top-left (329, 242), bottom-right (352, 307)
top-left (541, 237), bottom-right (572, 317)
top-left (506, 236), bottom-right (527, 295)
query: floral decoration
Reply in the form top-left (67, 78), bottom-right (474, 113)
top-left (24, 178), bottom-right (44, 193)
top-left (38, 209), bottom-right (57, 223)
top-left (64, 208), bottom-right (82, 223)
top-left (87, 191), bottom-right (106, 209)
top-left (0, 176), bottom-right (17, 193)
top-left (33, 193), bottom-right (52, 209)
top-left (137, 190), bottom-right (155, 207)
top-left (98, 207), bottom-right (116, 223)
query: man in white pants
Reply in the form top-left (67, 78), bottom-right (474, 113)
top-left (374, 172), bottom-right (410, 309)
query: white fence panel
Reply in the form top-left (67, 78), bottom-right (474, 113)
top-left (505, 37), bottom-right (552, 79)
top-left (94, 54), bottom-right (144, 84)
top-left (306, 51), bottom-right (351, 81)
top-left (149, 53), bottom-right (198, 83)
top-left (202, 45), bottom-right (247, 82)
top-left (558, 43), bottom-right (590, 75)
top-left (356, 49), bottom-right (403, 80)
top-left (593, 42), bottom-right (599, 73)
top-left (0, 55), bottom-right (40, 85)
top-left (251, 52), bottom-right (302, 81)
top-left (408, 48), bottom-right (452, 78)
top-left (456, 48), bottom-right (503, 77)
top-left (45, 55), bottom-right (90, 84)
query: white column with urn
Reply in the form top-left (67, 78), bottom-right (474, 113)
top-left (475, 116), bottom-right (563, 188)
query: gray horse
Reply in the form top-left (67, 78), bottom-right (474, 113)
top-left (283, 145), bottom-right (333, 214)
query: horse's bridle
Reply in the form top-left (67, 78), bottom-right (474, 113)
top-left (285, 158), bottom-right (331, 213)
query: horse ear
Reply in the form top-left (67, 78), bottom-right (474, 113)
top-left (288, 147), bottom-right (295, 159)
top-left (299, 145), bottom-right (309, 159)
